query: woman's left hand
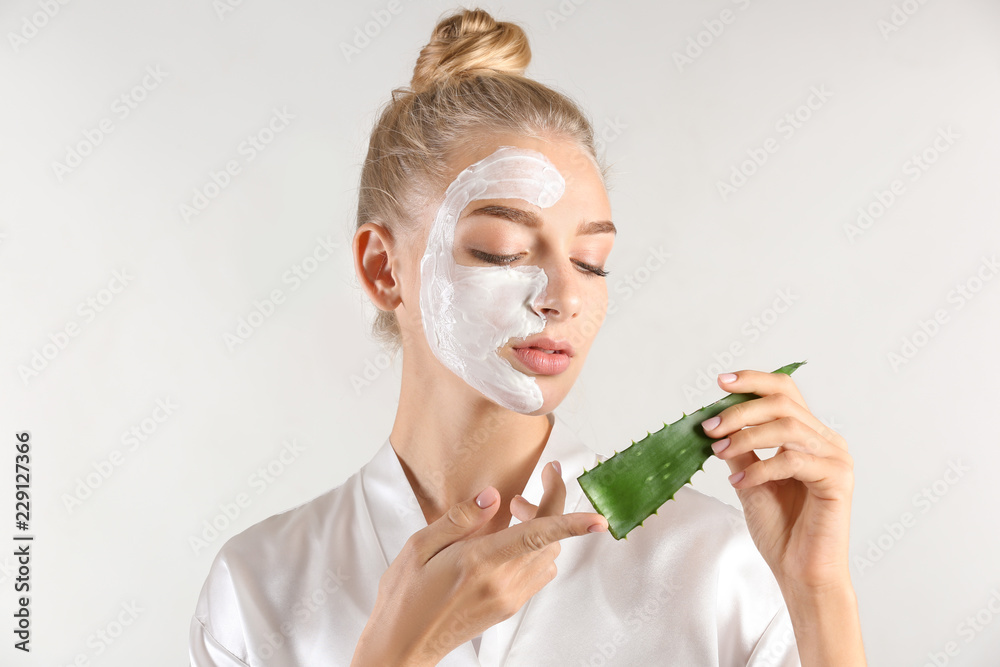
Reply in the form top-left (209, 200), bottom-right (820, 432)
top-left (700, 369), bottom-right (855, 591)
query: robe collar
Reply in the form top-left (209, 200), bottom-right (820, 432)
top-left (358, 411), bottom-right (601, 665)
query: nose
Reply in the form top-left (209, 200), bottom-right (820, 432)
top-left (531, 261), bottom-right (582, 323)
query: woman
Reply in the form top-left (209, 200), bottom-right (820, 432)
top-left (190, 8), bottom-right (866, 666)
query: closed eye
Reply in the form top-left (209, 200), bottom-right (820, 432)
top-left (470, 250), bottom-right (610, 277)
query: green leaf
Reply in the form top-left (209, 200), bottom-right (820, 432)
top-left (577, 360), bottom-right (807, 540)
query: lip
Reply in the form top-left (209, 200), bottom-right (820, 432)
top-left (512, 337), bottom-right (575, 357)
top-left (510, 336), bottom-right (574, 376)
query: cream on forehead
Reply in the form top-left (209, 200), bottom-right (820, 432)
top-left (418, 145), bottom-right (565, 413)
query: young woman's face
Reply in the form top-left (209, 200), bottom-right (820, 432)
top-left (402, 132), bottom-right (615, 414)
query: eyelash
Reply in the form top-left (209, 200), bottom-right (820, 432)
top-left (471, 250), bottom-right (610, 277)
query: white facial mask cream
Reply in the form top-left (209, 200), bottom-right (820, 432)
top-left (418, 145), bottom-right (566, 413)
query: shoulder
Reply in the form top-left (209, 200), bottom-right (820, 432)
top-left (190, 472), bottom-right (361, 655)
top-left (212, 466), bottom-right (362, 574)
top-left (222, 474), bottom-right (357, 563)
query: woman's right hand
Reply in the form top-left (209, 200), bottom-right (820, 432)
top-left (350, 459), bottom-right (608, 666)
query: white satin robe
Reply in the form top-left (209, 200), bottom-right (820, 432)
top-left (189, 412), bottom-right (801, 666)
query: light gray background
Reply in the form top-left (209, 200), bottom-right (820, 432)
top-left (2, 0), bottom-right (999, 665)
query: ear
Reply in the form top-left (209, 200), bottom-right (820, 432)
top-left (353, 222), bottom-right (403, 311)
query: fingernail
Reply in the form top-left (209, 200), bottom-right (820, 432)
top-left (476, 487), bottom-right (498, 508)
top-left (701, 416), bottom-right (721, 432)
top-left (712, 438), bottom-right (730, 454)
top-left (729, 471), bottom-right (745, 485)
top-left (588, 522), bottom-right (607, 533)
top-left (720, 373), bottom-right (737, 383)
top-left (551, 460), bottom-right (561, 475)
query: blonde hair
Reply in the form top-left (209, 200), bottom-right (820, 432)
top-left (356, 7), bottom-right (608, 357)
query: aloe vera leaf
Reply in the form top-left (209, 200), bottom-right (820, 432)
top-left (577, 360), bottom-right (807, 540)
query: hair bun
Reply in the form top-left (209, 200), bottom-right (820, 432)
top-left (411, 8), bottom-right (531, 94)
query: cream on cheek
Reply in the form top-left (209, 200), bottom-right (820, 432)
top-left (418, 146), bottom-right (565, 413)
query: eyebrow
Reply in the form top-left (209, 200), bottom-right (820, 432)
top-left (463, 204), bottom-right (616, 236)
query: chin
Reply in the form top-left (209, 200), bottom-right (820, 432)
top-left (528, 375), bottom-right (572, 414)
top-left (495, 347), bottom-right (579, 414)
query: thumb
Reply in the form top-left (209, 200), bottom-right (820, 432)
top-left (415, 486), bottom-right (500, 561)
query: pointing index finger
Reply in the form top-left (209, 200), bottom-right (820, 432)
top-left (476, 511), bottom-right (607, 567)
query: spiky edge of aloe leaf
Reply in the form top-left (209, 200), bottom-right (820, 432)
top-left (577, 360), bottom-right (807, 540)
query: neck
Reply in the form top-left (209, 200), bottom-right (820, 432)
top-left (389, 351), bottom-right (553, 531)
